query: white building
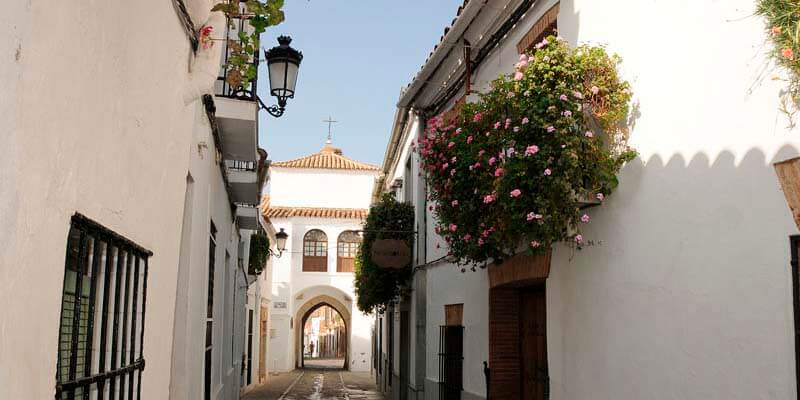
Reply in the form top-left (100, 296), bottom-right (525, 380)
top-left (376, 1), bottom-right (800, 399)
top-left (263, 141), bottom-right (379, 372)
top-left (1, 0), bottom-right (272, 398)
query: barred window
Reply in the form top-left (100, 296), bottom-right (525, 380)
top-left (302, 230), bottom-right (328, 272)
top-left (336, 231), bottom-right (361, 273)
top-left (56, 214), bottom-right (151, 400)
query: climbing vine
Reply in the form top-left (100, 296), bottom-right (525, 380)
top-left (418, 36), bottom-right (636, 267)
top-left (248, 231), bottom-right (270, 275)
top-left (354, 193), bottom-right (414, 314)
top-left (211, 0), bottom-right (285, 89)
top-left (756, 0), bottom-right (800, 118)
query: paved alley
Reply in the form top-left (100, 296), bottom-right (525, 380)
top-left (242, 370), bottom-right (384, 400)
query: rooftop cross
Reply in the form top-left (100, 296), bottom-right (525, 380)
top-left (323, 116), bottom-right (338, 144)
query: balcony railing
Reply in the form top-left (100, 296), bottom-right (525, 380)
top-left (216, 16), bottom-right (260, 101)
top-left (226, 159), bottom-right (257, 172)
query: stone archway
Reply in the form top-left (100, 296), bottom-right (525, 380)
top-left (295, 295), bottom-right (351, 370)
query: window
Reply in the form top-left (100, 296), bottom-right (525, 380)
top-left (204, 221), bottom-right (217, 400)
top-left (438, 325), bottom-right (464, 400)
top-left (55, 214), bottom-right (151, 400)
top-left (302, 230), bottom-right (328, 272)
top-left (517, 3), bottom-right (559, 54)
top-left (336, 231), bottom-right (361, 273)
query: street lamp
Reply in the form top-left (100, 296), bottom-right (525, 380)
top-left (272, 228), bottom-right (288, 258)
top-left (263, 36), bottom-right (303, 117)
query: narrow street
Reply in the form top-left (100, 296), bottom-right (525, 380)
top-left (243, 370), bottom-right (384, 400)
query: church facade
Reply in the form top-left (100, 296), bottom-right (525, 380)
top-left (262, 142), bottom-right (379, 372)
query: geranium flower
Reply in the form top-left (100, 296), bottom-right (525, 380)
top-left (530, 241), bottom-right (541, 248)
top-left (525, 145), bottom-right (539, 156)
top-left (507, 147), bottom-right (516, 156)
top-left (563, 110), bottom-right (572, 117)
top-left (544, 168), bottom-right (552, 176)
top-left (449, 223), bottom-right (458, 232)
top-left (478, 149), bottom-right (486, 156)
top-left (448, 142), bottom-right (455, 148)
top-left (473, 112), bottom-right (483, 122)
top-left (200, 26), bottom-right (214, 49)
top-left (507, 91), bottom-right (515, 99)
top-left (450, 169), bottom-right (456, 176)
top-left (524, 90), bottom-right (531, 97)
top-left (573, 91), bottom-right (583, 99)
top-left (575, 235), bottom-right (583, 243)
top-left (581, 214), bottom-right (590, 223)
top-left (494, 121), bottom-right (501, 129)
top-left (488, 157), bottom-right (496, 165)
top-left (494, 168), bottom-right (504, 177)
top-left (522, 117), bottom-right (529, 124)
top-left (585, 131), bottom-right (594, 138)
top-left (513, 126), bottom-right (520, 133)
top-left (467, 135), bottom-right (473, 144)
top-left (463, 234), bottom-right (472, 242)
top-left (442, 163), bottom-right (449, 170)
top-left (514, 71), bottom-right (524, 81)
top-left (596, 193), bottom-right (605, 201)
top-left (510, 189), bottom-right (522, 198)
top-left (451, 157), bottom-right (457, 163)
top-left (505, 118), bottom-right (512, 128)
top-left (455, 128), bottom-right (462, 135)
top-left (591, 85), bottom-right (600, 95)
top-left (478, 239), bottom-right (485, 246)
top-left (547, 126), bottom-right (555, 133)
top-left (559, 94), bottom-right (568, 101)
top-left (784, 48), bottom-right (794, 60)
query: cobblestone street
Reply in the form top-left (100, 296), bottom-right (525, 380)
top-left (242, 370), bottom-right (384, 400)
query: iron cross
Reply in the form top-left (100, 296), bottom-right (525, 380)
top-left (323, 116), bottom-right (338, 143)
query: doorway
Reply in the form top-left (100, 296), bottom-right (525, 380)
top-left (301, 304), bottom-right (347, 370)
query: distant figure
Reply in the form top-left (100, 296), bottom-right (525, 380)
top-left (309, 341), bottom-right (315, 358)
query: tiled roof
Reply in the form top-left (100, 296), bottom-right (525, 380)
top-left (406, 0), bottom-right (471, 89)
top-left (264, 206), bottom-right (369, 220)
top-left (272, 143), bottom-right (380, 171)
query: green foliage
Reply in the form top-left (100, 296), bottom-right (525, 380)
top-left (354, 194), bottom-right (415, 314)
top-left (211, 0), bottom-right (285, 89)
top-left (248, 232), bottom-right (270, 275)
top-left (418, 36), bottom-right (636, 266)
top-left (756, 0), bottom-right (800, 117)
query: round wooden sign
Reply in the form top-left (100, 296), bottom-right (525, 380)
top-left (371, 239), bottom-right (411, 269)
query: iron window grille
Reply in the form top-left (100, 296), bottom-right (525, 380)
top-left (438, 325), bottom-right (464, 400)
top-left (204, 221), bottom-right (217, 400)
top-left (55, 214), bottom-right (151, 400)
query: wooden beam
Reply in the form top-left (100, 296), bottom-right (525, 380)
top-left (775, 157), bottom-right (800, 231)
top-left (488, 249), bottom-right (551, 288)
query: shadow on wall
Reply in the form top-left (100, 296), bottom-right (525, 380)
top-left (547, 144), bottom-right (800, 399)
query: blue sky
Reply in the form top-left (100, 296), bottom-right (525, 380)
top-left (257, 0), bottom-right (464, 165)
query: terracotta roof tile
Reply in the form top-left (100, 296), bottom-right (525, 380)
top-left (264, 206), bottom-right (369, 220)
top-left (272, 143), bottom-right (380, 171)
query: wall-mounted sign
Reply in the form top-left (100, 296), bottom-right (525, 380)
top-left (274, 302), bottom-right (287, 309)
top-left (371, 239), bottom-right (411, 269)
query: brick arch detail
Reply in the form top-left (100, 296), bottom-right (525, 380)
top-left (294, 295), bottom-right (351, 369)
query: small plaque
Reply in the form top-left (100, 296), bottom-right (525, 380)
top-left (371, 239), bottom-right (411, 269)
top-left (274, 302), bottom-right (287, 309)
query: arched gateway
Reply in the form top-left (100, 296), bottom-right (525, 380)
top-left (295, 295), bottom-right (351, 369)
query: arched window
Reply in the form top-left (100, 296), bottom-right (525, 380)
top-left (303, 230), bottom-right (328, 272)
top-left (337, 231), bottom-right (361, 273)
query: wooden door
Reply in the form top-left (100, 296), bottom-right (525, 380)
top-left (259, 306), bottom-right (268, 383)
top-left (520, 285), bottom-right (548, 400)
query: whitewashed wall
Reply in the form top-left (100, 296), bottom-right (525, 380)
top-left (0, 0), bottom-right (196, 398)
top-left (268, 168), bottom-right (377, 209)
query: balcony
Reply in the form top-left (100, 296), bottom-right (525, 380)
top-left (226, 160), bottom-right (259, 205)
top-left (236, 205), bottom-right (260, 230)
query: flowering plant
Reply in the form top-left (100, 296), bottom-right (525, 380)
top-left (418, 36), bottom-right (636, 266)
top-left (756, 0), bottom-right (800, 118)
top-left (211, 0), bottom-right (285, 89)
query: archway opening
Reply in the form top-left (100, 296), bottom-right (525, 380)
top-left (301, 303), bottom-right (347, 370)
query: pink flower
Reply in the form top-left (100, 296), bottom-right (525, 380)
top-left (473, 162), bottom-right (481, 169)
top-left (455, 128), bottom-right (463, 135)
top-left (494, 168), bottom-right (504, 177)
top-left (478, 238), bottom-right (485, 246)
top-left (559, 94), bottom-right (568, 101)
top-left (544, 168), bottom-right (552, 176)
top-left (519, 53), bottom-right (528, 61)
top-left (467, 135), bottom-right (473, 144)
top-left (562, 110), bottom-right (572, 117)
top-left (591, 85), bottom-right (600, 95)
top-left (526, 212), bottom-right (536, 221)
top-left (463, 234), bottom-right (472, 242)
top-left (507, 91), bottom-right (515, 99)
top-left (530, 240), bottom-right (541, 248)
top-left (514, 71), bottom-right (524, 81)
top-left (507, 147), bottom-right (516, 156)
top-left (448, 142), bottom-right (455, 148)
top-left (473, 112), bottom-right (483, 122)
top-left (451, 157), bottom-right (457, 163)
top-left (784, 48), bottom-right (795, 60)
top-left (573, 91), bottom-right (583, 99)
top-left (449, 223), bottom-right (458, 232)
top-left (494, 121), bottom-right (501, 129)
top-left (450, 169), bottom-right (456, 176)
top-left (510, 189), bottom-right (522, 198)
top-left (478, 149), bottom-right (486, 157)
top-left (525, 145), bottom-right (539, 156)
top-left (581, 214), bottom-right (590, 223)
top-left (585, 131), bottom-right (594, 138)
top-left (596, 193), bottom-right (605, 201)
top-left (483, 193), bottom-right (496, 204)
top-left (575, 235), bottom-right (583, 243)
top-left (546, 126), bottom-right (555, 133)
top-left (521, 117), bottom-right (529, 124)
top-left (524, 90), bottom-right (531, 97)
top-left (516, 59), bottom-right (529, 69)
top-left (513, 126), bottom-right (520, 133)
top-left (488, 157), bottom-right (496, 166)
top-left (505, 118), bottom-right (512, 128)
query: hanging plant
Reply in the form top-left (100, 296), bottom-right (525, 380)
top-left (756, 0), bottom-right (800, 118)
top-left (211, 0), bottom-right (285, 89)
top-left (248, 231), bottom-right (270, 275)
top-left (418, 36), bottom-right (636, 267)
top-left (354, 193), bottom-right (415, 314)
